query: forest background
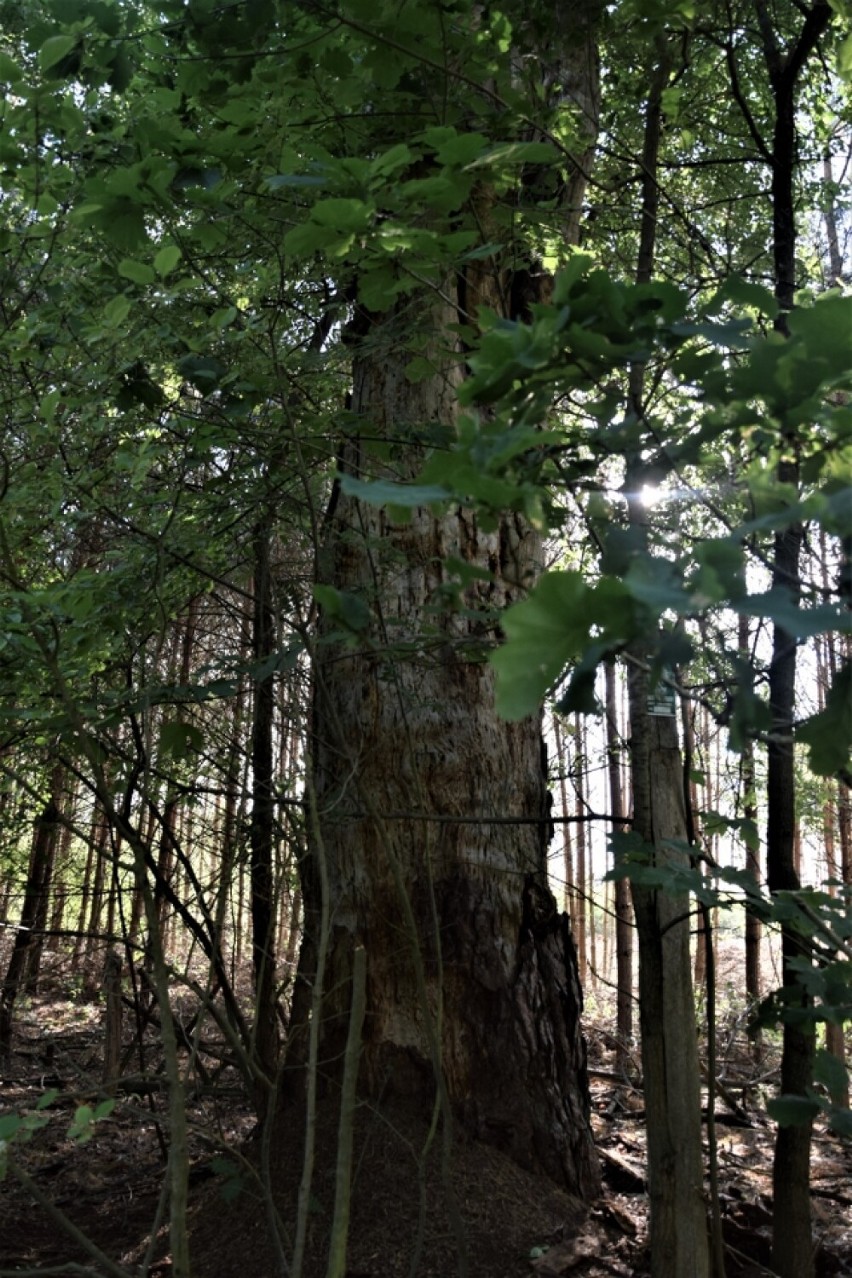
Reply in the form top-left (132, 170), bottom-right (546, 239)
top-left (0, 1), bottom-right (851, 1276)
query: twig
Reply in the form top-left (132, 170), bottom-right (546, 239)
top-left (326, 945), bottom-right (367, 1278)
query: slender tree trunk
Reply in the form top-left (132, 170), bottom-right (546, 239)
top-left (0, 795), bottom-right (61, 1062)
top-left (48, 780), bottom-right (78, 941)
top-left (104, 831), bottom-right (121, 952)
top-left (22, 764), bottom-right (64, 993)
top-left (822, 754), bottom-right (848, 1100)
top-left (554, 716), bottom-right (575, 917)
top-left (216, 624), bottom-right (250, 976)
top-left (283, 887), bottom-right (302, 973)
top-left (601, 880), bottom-right (611, 983)
top-left (822, 147), bottom-right (845, 287)
top-left (71, 810), bottom-right (97, 974)
top-left (175, 805), bottom-right (195, 959)
top-left (605, 660), bottom-right (633, 1072)
top-left (739, 614), bottom-right (762, 1056)
top-left (628, 657), bottom-right (709, 1278)
top-left (84, 810), bottom-right (110, 971)
top-left (574, 713), bottom-right (588, 983)
top-left (750, 8), bottom-right (834, 1273)
top-left (249, 514), bottom-right (280, 1119)
top-left (839, 758), bottom-right (852, 885)
top-left (587, 872), bottom-right (597, 986)
top-left (682, 701), bottom-right (707, 988)
top-left (767, 505), bottom-right (813, 1278)
top-left (623, 33), bottom-right (709, 1278)
top-left (152, 603), bottom-right (199, 945)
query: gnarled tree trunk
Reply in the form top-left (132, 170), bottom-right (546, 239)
top-left (288, 1), bottom-right (603, 1201)
top-left (294, 300), bottom-right (598, 1193)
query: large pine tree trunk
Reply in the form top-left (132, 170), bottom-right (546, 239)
top-left (293, 295), bottom-right (598, 1194)
top-left (286, 0), bottom-right (603, 1201)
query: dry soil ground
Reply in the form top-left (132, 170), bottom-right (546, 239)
top-left (1, 956), bottom-right (850, 1277)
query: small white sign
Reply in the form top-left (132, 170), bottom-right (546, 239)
top-left (646, 669), bottom-right (676, 717)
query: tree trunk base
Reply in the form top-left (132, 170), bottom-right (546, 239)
top-left (196, 1091), bottom-right (593, 1278)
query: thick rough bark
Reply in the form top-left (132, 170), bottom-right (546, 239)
top-left (294, 312), bottom-right (598, 1194)
top-left (288, 0), bottom-right (603, 1201)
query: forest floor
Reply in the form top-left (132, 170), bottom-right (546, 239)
top-left (0, 950), bottom-right (851, 1277)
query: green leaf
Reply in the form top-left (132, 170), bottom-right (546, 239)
top-left (172, 167), bottom-right (222, 191)
top-left (40, 388), bottom-right (63, 424)
top-left (117, 361), bottom-right (166, 409)
top-left (813, 1048), bottom-right (849, 1099)
top-left (154, 245), bottom-right (182, 277)
top-left (827, 1104), bottom-right (852, 1138)
top-left (0, 1115), bottom-right (22, 1142)
top-left (210, 306), bottom-right (238, 329)
top-left (210, 1156), bottom-right (247, 1203)
top-left (68, 1104), bottom-right (95, 1142)
top-left (404, 356), bottom-right (438, 383)
top-left (311, 197), bottom-right (374, 232)
top-left (284, 220), bottom-right (338, 259)
top-left (557, 641), bottom-right (610, 714)
top-left (177, 354), bottom-right (227, 392)
top-left (313, 585), bottom-right (371, 633)
top-left (691, 538), bottom-right (746, 603)
top-left (118, 258), bottom-right (156, 285)
top-left (357, 264), bottom-right (408, 310)
top-left (839, 28), bottom-right (852, 79)
top-left (0, 52), bottom-right (23, 83)
top-left (735, 588), bottom-right (848, 640)
top-left (370, 143), bottom-right (412, 176)
top-left (267, 172), bottom-right (328, 189)
top-left (704, 274), bottom-right (778, 320)
top-left (103, 295), bottom-right (132, 327)
top-left (741, 819), bottom-right (760, 854)
top-left (159, 721), bottom-right (205, 760)
top-left (623, 555), bottom-right (690, 615)
top-left (87, 201), bottom-right (147, 250)
top-left (491, 571), bottom-right (631, 721)
top-left (423, 128), bottom-right (488, 166)
top-left (766, 1095), bottom-right (820, 1127)
top-left (787, 295), bottom-right (852, 385)
top-left (469, 141), bottom-right (560, 168)
top-left (39, 34), bottom-right (77, 73)
top-left (107, 45), bottom-right (133, 92)
top-left (338, 474), bottom-right (450, 508)
top-left (797, 665), bottom-right (852, 776)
